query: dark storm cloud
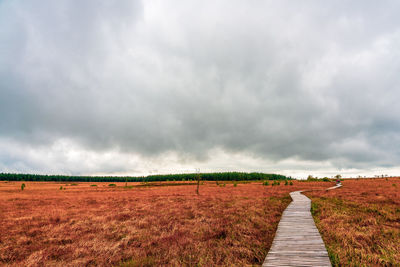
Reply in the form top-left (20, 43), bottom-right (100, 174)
top-left (1, 0), bottom-right (400, 173)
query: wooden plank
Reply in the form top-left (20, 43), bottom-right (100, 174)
top-left (262, 186), bottom-right (341, 267)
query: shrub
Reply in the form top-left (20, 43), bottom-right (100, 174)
top-left (285, 180), bottom-right (288, 186)
top-left (90, 184), bottom-right (97, 187)
top-left (322, 177), bottom-right (330, 182)
top-left (108, 184), bottom-right (117, 187)
top-left (289, 181), bottom-right (293, 186)
top-left (263, 180), bottom-right (269, 186)
top-left (233, 181), bottom-right (237, 187)
top-left (21, 183), bottom-right (25, 191)
top-left (59, 186), bottom-right (63, 190)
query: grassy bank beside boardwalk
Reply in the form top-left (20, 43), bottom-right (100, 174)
top-left (305, 178), bottom-right (400, 266)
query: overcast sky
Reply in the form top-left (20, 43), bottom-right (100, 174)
top-left (1, 0), bottom-right (400, 178)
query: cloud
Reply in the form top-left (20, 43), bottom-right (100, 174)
top-left (1, 0), bottom-right (400, 176)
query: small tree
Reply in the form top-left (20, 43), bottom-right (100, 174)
top-left (21, 183), bottom-right (25, 191)
top-left (335, 174), bottom-right (342, 184)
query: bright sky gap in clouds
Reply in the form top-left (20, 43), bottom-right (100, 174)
top-left (1, 1), bottom-right (400, 178)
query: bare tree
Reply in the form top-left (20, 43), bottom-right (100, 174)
top-left (195, 168), bottom-right (201, 195)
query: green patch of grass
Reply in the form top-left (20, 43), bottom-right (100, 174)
top-left (310, 202), bottom-right (319, 217)
top-left (327, 247), bottom-right (341, 267)
top-left (118, 257), bottom-right (155, 267)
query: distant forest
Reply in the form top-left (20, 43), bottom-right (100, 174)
top-left (0, 172), bottom-right (290, 182)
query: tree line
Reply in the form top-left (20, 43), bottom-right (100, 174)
top-left (0, 172), bottom-right (290, 182)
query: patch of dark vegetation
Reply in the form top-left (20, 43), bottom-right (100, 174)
top-left (0, 172), bottom-right (291, 183)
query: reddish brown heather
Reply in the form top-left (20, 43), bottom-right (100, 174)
top-left (305, 178), bottom-right (400, 266)
top-left (0, 180), bottom-right (329, 266)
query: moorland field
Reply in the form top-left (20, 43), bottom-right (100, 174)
top-left (0, 178), bottom-right (399, 266)
top-left (1, 180), bottom-right (325, 266)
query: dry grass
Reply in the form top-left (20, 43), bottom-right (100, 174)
top-left (305, 178), bottom-right (400, 266)
top-left (0, 180), bottom-right (329, 266)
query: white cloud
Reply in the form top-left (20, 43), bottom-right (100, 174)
top-left (1, 0), bottom-right (400, 177)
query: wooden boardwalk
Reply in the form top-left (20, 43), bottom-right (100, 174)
top-left (263, 185), bottom-right (341, 266)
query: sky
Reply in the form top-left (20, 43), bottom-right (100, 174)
top-left (1, 0), bottom-right (400, 178)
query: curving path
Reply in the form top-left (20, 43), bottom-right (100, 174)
top-left (262, 184), bottom-right (342, 267)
